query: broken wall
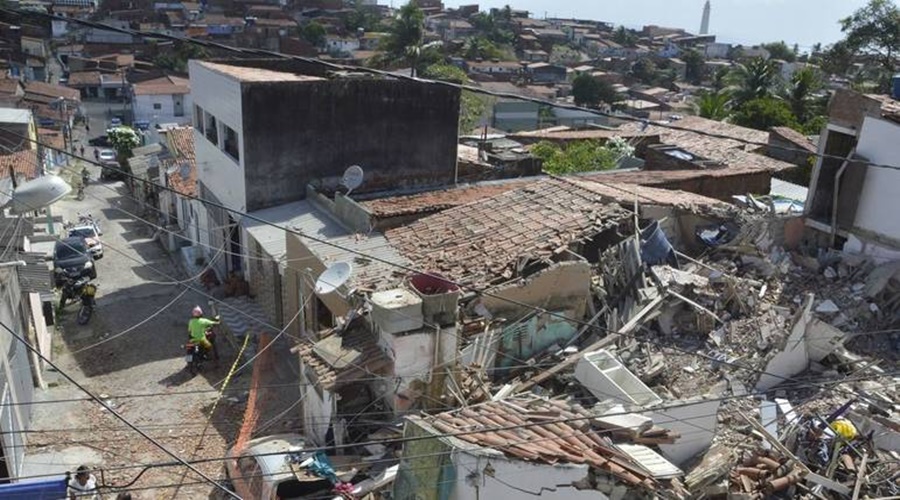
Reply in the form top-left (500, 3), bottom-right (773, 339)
top-left (475, 261), bottom-right (592, 319)
top-left (647, 397), bottom-right (722, 466)
top-left (495, 311), bottom-right (578, 375)
top-left (755, 295), bottom-right (813, 391)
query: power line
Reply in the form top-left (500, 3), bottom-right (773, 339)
top-left (6, 7), bottom-right (900, 173)
top-left (0, 320), bottom-right (241, 499)
top-left (2, 128), bottom-right (889, 411)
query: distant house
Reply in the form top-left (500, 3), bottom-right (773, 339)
top-left (66, 71), bottom-right (102, 98)
top-left (324, 35), bottom-right (360, 54)
top-left (467, 60), bottom-right (522, 81)
top-left (358, 32), bottom-right (386, 51)
top-left (705, 42), bottom-right (731, 59)
top-left (131, 75), bottom-right (192, 127)
top-left (526, 62), bottom-right (566, 84)
top-left (521, 49), bottom-right (549, 63)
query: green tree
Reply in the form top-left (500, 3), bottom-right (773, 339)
top-left (839, 0), bottom-right (900, 89)
top-left (463, 37), bottom-right (504, 60)
top-left (694, 90), bottom-right (732, 121)
top-left (422, 64), bottom-right (491, 132)
top-left (780, 66), bottom-right (824, 124)
top-left (761, 41), bottom-right (796, 62)
top-left (681, 49), bottom-right (706, 84)
top-left (531, 139), bottom-right (631, 174)
top-left (630, 58), bottom-right (658, 85)
top-left (820, 40), bottom-right (855, 75)
top-left (612, 26), bottom-right (637, 47)
top-left (712, 65), bottom-right (730, 91)
top-left (381, 2), bottom-right (425, 73)
top-left (300, 21), bottom-right (326, 48)
top-left (572, 74), bottom-right (622, 108)
top-left (344, 1), bottom-right (383, 32)
top-left (727, 57), bottom-right (778, 105)
top-left (731, 97), bottom-right (798, 131)
top-left (107, 126), bottom-right (141, 160)
top-left (153, 41), bottom-right (207, 72)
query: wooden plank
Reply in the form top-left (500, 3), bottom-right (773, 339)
top-left (516, 292), bottom-right (667, 392)
top-left (851, 451), bottom-right (867, 500)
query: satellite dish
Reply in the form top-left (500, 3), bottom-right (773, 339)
top-left (10, 175), bottom-right (72, 214)
top-left (341, 165), bottom-right (364, 195)
top-left (314, 261), bottom-right (353, 295)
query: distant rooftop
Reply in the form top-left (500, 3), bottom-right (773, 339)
top-left (195, 61), bottom-right (325, 83)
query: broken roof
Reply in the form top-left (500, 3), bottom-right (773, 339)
top-left (409, 396), bottom-right (659, 488)
top-left (385, 177), bottom-right (631, 288)
top-left (295, 320), bottom-right (391, 391)
top-left (619, 116), bottom-right (794, 173)
top-left (360, 179), bottom-right (535, 219)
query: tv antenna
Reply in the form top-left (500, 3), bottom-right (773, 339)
top-left (341, 165), bottom-right (364, 196)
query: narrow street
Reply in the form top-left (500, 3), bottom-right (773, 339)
top-left (21, 119), bottom-right (300, 498)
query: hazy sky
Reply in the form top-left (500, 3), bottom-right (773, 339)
top-left (440, 0), bottom-right (873, 49)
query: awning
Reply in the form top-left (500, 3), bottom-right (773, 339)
top-left (0, 478), bottom-right (68, 499)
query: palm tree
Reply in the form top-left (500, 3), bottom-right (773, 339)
top-left (695, 90), bottom-right (732, 121)
top-left (381, 2), bottom-right (425, 74)
top-left (780, 66), bottom-right (824, 123)
top-left (728, 57), bottom-right (778, 105)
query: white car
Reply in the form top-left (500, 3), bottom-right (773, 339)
top-left (98, 149), bottom-right (116, 162)
top-left (67, 223), bottom-right (103, 259)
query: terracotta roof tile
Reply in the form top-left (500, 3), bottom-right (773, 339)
top-left (164, 127), bottom-right (196, 196)
top-left (385, 177), bottom-right (630, 287)
top-left (295, 321), bottom-right (391, 391)
top-left (24, 81), bottom-right (80, 102)
top-left (412, 397), bottom-right (659, 488)
top-left (618, 115), bottom-right (793, 172)
top-left (361, 180), bottom-right (534, 219)
top-left (67, 71), bottom-right (102, 87)
top-left (769, 126), bottom-right (816, 152)
top-left (132, 75), bottom-right (190, 96)
top-left (0, 77), bottom-right (22, 95)
top-left (0, 149), bottom-right (40, 180)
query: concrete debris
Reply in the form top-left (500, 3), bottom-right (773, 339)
top-left (816, 299), bottom-right (840, 314)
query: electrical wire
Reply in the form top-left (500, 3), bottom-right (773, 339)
top-left (6, 6), bottom-right (900, 174)
top-left (0, 319), bottom-right (241, 499)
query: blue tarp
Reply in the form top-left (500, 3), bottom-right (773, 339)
top-left (0, 478), bottom-right (67, 499)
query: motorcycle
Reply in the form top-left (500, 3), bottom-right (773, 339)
top-left (58, 275), bottom-right (90, 311)
top-left (76, 281), bottom-right (98, 325)
top-left (183, 322), bottom-right (219, 375)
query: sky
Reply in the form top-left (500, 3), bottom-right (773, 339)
top-left (439, 0), bottom-right (873, 50)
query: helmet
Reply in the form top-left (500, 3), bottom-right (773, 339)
top-left (192, 306), bottom-right (203, 317)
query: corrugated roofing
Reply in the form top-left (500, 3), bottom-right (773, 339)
top-left (0, 108), bottom-right (32, 124)
top-left (770, 178), bottom-right (809, 202)
top-left (16, 251), bottom-right (53, 300)
top-left (243, 200), bottom-right (409, 289)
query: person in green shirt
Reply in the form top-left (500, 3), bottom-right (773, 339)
top-left (188, 305), bottom-right (219, 359)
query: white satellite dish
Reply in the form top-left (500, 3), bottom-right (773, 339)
top-left (10, 175), bottom-right (72, 214)
top-left (314, 261), bottom-right (353, 295)
top-left (341, 165), bottom-right (364, 195)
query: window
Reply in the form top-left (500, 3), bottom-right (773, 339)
top-left (204, 111), bottom-right (218, 146)
top-left (153, 103), bottom-right (162, 110)
top-left (223, 124), bottom-right (239, 162)
top-left (194, 105), bottom-right (204, 132)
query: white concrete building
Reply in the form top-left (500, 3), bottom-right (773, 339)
top-left (131, 76), bottom-right (191, 127)
top-left (805, 90), bottom-right (900, 261)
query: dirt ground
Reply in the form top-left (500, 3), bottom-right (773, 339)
top-left (25, 132), bottom-right (300, 499)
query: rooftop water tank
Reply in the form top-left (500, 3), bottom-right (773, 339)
top-left (370, 288), bottom-right (424, 335)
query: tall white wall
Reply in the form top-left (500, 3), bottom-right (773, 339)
top-left (189, 61), bottom-right (246, 212)
top-left (133, 93), bottom-right (193, 126)
top-left (852, 116), bottom-right (900, 242)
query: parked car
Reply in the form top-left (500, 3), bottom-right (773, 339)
top-left (98, 149), bottom-right (116, 162)
top-left (109, 117), bottom-right (122, 127)
top-left (88, 135), bottom-right (112, 147)
top-left (67, 222), bottom-right (103, 259)
top-left (223, 434), bottom-right (358, 499)
top-left (53, 236), bottom-right (96, 287)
